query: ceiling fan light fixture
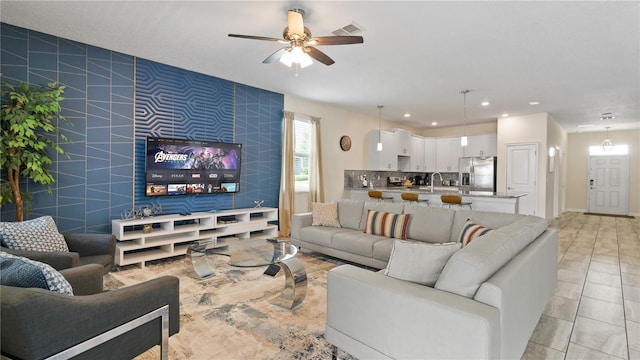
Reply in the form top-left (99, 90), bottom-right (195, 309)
top-left (299, 53), bottom-right (313, 68)
top-left (279, 49), bottom-right (293, 67)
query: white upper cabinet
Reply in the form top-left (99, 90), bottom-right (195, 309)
top-left (464, 134), bottom-right (497, 157)
top-left (410, 136), bottom-right (425, 171)
top-left (368, 130), bottom-right (398, 170)
top-left (424, 138), bottom-right (437, 172)
top-left (436, 137), bottom-right (463, 172)
top-left (394, 129), bottom-right (412, 156)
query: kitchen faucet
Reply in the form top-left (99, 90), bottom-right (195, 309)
top-left (431, 172), bottom-right (443, 193)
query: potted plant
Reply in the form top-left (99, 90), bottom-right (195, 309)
top-left (1, 82), bottom-right (71, 221)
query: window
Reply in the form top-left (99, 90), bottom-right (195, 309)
top-left (589, 144), bottom-right (629, 156)
top-left (294, 119), bottom-right (311, 192)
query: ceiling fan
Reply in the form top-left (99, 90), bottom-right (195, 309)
top-left (228, 9), bottom-right (363, 67)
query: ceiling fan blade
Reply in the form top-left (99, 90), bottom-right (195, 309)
top-left (310, 36), bottom-right (364, 46)
top-left (228, 34), bottom-right (286, 43)
top-left (287, 10), bottom-right (304, 38)
top-left (306, 47), bottom-right (335, 66)
top-left (263, 47), bottom-right (288, 64)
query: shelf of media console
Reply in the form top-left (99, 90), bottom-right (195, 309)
top-left (112, 207), bottom-right (278, 267)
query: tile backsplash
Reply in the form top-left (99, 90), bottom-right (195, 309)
top-left (344, 170), bottom-right (459, 188)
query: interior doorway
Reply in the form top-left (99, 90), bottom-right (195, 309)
top-left (588, 155), bottom-right (629, 215)
top-left (506, 143), bottom-right (538, 216)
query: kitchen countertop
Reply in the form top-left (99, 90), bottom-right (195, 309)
top-left (345, 187), bottom-right (526, 199)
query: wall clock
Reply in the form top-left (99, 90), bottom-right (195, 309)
top-left (340, 135), bottom-right (352, 151)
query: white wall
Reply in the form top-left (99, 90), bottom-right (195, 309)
top-left (545, 114), bottom-right (568, 219)
top-left (497, 113), bottom-right (549, 219)
top-left (284, 94), bottom-right (418, 213)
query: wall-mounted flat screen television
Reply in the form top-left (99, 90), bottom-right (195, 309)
top-left (145, 137), bottom-right (242, 197)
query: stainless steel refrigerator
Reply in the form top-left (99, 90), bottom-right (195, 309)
top-left (459, 157), bottom-right (497, 192)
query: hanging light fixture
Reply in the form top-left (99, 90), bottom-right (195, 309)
top-left (377, 105), bottom-right (384, 151)
top-left (601, 126), bottom-right (614, 151)
top-left (460, 90), bottom-right (470, 147)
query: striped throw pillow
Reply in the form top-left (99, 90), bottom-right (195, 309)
top-left (459, 218), bottom-right (494, 246)
top-left (364, 210), bottom-right (410, 240)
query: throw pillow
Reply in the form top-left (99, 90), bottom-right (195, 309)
top-left (364, 210), bottom-right (410, 240)
top-left (384, 240), bottom-right (461, 286)
top-left (459, 218), bottom-right (494, 246)
top-left (311, 202), bottom-right (341, 228)
top-left (0, 252), bottom-right (74, 295)
top-left (0, 216), bottom-right (69, 252)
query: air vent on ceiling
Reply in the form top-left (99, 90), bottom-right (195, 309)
top-left (332, 22), bottom-right (363, 36)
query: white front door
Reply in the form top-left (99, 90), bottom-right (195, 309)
top-left (506, 143), bottom-right (538, 215)
top-left (588, 155), bottom-right (629, 215)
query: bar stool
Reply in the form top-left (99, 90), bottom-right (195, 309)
top-left (440, 195), bottom-right (472, 210)
top-left (401, 192), bottom-right (429, 206)
top-left (368, 190), bottom-right (393, 202)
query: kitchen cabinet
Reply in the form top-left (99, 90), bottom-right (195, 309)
top-left (424, 138), bottom-right (437, 172)
top-left (464, 134), bottom-right (497, 157)
top-left (436, 137), bottom-right (463, 172)
top-left (394, 129), bottom-right (412, 156)
top-left (410, 136), bottom-right (425, 171)
top-left (368, 130), bottom-right (398, 170)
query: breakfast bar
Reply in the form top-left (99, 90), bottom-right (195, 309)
top-left (345, 187), bottom-right (527, 214)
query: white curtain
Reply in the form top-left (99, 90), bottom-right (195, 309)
top-left (278, 111), bottom-right (295, 237)
top-left (309, 116), bottom-right (324, 204)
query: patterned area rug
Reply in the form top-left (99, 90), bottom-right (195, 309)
top-left (104, 250), bottom-right (358, 360)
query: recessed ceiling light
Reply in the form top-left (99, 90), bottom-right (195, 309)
top-left (481, 101), bottom-right (490, 106)
top-left (528, 101), bottom-right (540, 105)
top-left (577, 123), bottom-right (594, 128)
top-left (404, 113), bottom-right (411, 118)
top-left (501, 113), bottom-right (509, 117)
top-left (431, 122), bottom-right (437, 126)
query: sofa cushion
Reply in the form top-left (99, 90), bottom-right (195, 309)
top-left (449, 210), bottom-right (523, 243)
top-left (0, 252), bottom-right (74, 295)
top-left (299, 226), bottom-right (351, 248)
top-left (459, 218), bottom-right (495, 246)
top-left (364, 210), bottom-right (410, 240)
top-left (332, 231), bottom-right (387, 257)
top-left (403, 205), bottom-right (455, 243)
top-left (384, 240), bottom-right (461, 287)
top-left (435, 216), bottom-right (547, 298)
top-left (372, 238), bottom-right (396, 262)
top-left (0, 216), bottom-right (69, 252)
top-left (311, 202), bottom-right (341, 227)
top-left (359, 201), bottom-right (405, 230)
top-left (337, 199), bottom-right (365, 230)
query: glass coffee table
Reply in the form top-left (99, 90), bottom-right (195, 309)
top-left (187, 238), bottom-right (307, 309)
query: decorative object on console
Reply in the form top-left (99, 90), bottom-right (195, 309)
top-left (384, 240), bottom-right (461, 286)
top-left (0, 216), bottom-right (68, 252)
top-left (254, 200), bottom-right (264, 208)
top-left (120, 204), bottom-right (163, 220)
top-left (311, 202), bottom-right (341, 228)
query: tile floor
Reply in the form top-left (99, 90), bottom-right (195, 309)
top-left (522, 212), bottom-right (640, 360)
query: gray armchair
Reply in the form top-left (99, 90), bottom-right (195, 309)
top-left (1, 264), bottom-right (180, 360)
top-left (1, 233), bottom-right (116, 274)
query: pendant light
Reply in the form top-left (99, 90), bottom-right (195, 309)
top-left (377, 105), bottom-right (383, 151)
top-left (601, 126), bottom-right (614, 151)
top-left (460, 90), bottom-right (469, 147)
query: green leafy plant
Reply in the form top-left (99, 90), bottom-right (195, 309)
top-left (1, 82), bottom-right (71, 221)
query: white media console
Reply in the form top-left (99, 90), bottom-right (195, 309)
top-left (111, 207), bottom-right (278, 268)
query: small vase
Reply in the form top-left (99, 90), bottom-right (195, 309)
top-left (142, 224), bottom-right (153, 233)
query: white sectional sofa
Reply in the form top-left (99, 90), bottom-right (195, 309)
top-left (290, 199), bottom-right (558, 359)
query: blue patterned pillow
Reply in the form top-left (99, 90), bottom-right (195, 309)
top-left (0, 252), bottom-right (74, 295)
top-left (0, 216), bottom-right (69, 252)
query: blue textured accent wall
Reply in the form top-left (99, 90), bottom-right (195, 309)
top-left (1, 23), bottom-right (135, 233)
top-left (1, 23), bottom-right (283, 232)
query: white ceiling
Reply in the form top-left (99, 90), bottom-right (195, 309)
top-left (2, 1), bottom-right (639, 132)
